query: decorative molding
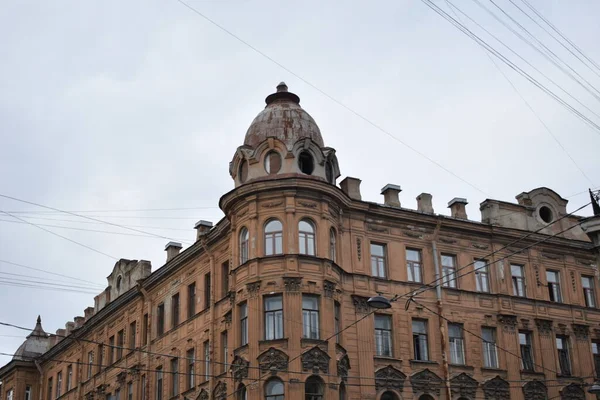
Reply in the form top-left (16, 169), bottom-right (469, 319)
top-left (522, 380), bottom-right (547, 400)
top-left (560, 383), bottom-right (585, 400)
top-left (213, 382), bottom-right (227, 400)
top-left (261, 201), bottom-right (283, 208)
top-left (228, 290), bottom-right (236, 307)
top-left (403, 231), bottom-right (423, 239)
top-left (237, 208), bottom-right (248, 218)
top-left (482, 376), bottom-right (509, 400)
top-left (572, 324), bottom-right (589, 340)
top-left (472, 243), bottom-right (489, 250)
top-left (196, 389), bottom-right (209, 400)
top-left (298, 201), bottom-right (317, 209)
top-left (232, 356), bottom-right (249, 381)
top-left (337, 354), bottom-right (350, 381)
top-left (283, 277), bottom-right (302, 292)
top-left (246, 281), bottom-right (261, 298)
top-left (116, 371), bottom-right (127, 386)
top-left (351, 295), bottom-right (370, 314)
top-left (356, 238), bottom-right (362, 261)
top-left (375, 365), bottom-right (406, 392)
top-left (323, 280), bottom-right (336, 298)
top-left (258, 347), bottom-right (288, 375)
top-left (535, 319), bottom-right (553, 335)
top-left (570, 271), bottom-right (576, 292)
top-left (301, 346), bottom-right (330, 374)
top-left (439, 237), bottom-right (457, 244)
top-left (450, 373), bottom-right (478, 399)
top-left (520, 319), bottom-right (531, 330)
top-left (576, 258), bottom-right (594, 266)
top-left (410, 369), bottom-right (442, 396)
top-left (84, 392), bottom-right (95, 400)
top-left (368, 224), bottom-right (389, 234)
top-left (542, 252), bottom-right (562, 261)
top-left (497, 314), bottom-right (518, 332)
top-left (223, 311), bottom-right (232, 325)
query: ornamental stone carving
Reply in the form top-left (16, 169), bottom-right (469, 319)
top-left (560, 383), bottom-right (585, 400)
top-left (246, 281), bottom-right (261, 298)
top-left (85, 392), bottom-right (95, 400)
top-left (572, 324), bottom-right (589, 340)
top-left (450, 373), bottom-right (478, 399)
top-left (357, 237), bottom-right (362, 261)
top-left (497, 314), bottom-right (518, 332)
top-left (483, 376), bottom-right (510, 400)
top-left (324, 280), bottom-right (336, 298)
top-left (196, 388), bottom-right (208, 400)
top-left (232, 355), bottom-right (249, 381)
top-left (301, 346), bottom-right (330, 374)
top-left (283, 277), bottom-right (302, 292)
top-left (410, 369), bottom-right (442, 396)
top-left (337, 353), bottom-right (350, 381)
top-left (213, 381), bottom-right (227, 400)
top-left (523, 380), bottom-right (547, 400)
top-left (535, 319), bottom-right (553, 335)
top-left (228, 290), bottom-right (236, 306)
top-left (352, 295), bottom-right (370, 314)
top-left (375, 365), bottom-right (406, 392)
top-left (258, 347), bottom-right (288, 375)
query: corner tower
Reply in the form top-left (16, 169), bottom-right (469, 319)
top-left (229, 83), bottom-right (340, 187)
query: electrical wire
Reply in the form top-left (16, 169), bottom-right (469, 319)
top-left (4, 206), bottom-right (219, 214)
top-left (0, 259), bottom-right (104, 287)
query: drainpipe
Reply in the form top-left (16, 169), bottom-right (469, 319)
top-left (34, 360), bottom-right (43, 400)
top-left (431, 218), bottom-right (452, 400)
top-left (200, 237), bottom-right (216, 394)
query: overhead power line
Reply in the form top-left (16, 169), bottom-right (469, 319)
top-left (0, 259), bottom-right (104, 287)
top-left (3, 206), bottom-right (220, 213)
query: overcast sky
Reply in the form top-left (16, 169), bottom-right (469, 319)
top-left (1, 0), bottom-right (599, 364)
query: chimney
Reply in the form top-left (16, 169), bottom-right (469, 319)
top-left (448, 198), bottom-right (468, 219)
top-left (165, 241), bottom-right (183, 262)
top-left (84, 307), bottom-right (95, 321)
top-left (55, 328), bottom-right (66, 343)
top-left (65, 322), bottom-right (75, 336)
top-left (194, 220), bottom-right (213, 240)
top-left (417, 193), bottom-right (434, 214)
top-left (74, 316), bottom-right (85, 328)
top-left (340, 177), bottom-right (362, 200)
top-left (380, 184), bottom-right (401, 207)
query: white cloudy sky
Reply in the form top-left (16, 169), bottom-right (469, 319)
top-left (0, 0), bottom-right (599, 363)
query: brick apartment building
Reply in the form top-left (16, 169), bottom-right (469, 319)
top-left (1, 83), bottom-right (600, 400)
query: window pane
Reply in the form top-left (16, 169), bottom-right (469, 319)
top-left (511, 265), bottom-right (523, 277)
top-left (299, 220), bottom-right (314, 233)
top-left (375, 315), bottom-right (392, 329)
top-left (407, 249), bottom-right (421, 262)
top-left (302, 296), bottom-right (318, 310)
top-left (265, 220), bottom-right (282, 233)
top-left (412, 320), bottom-right (426, 334)
top-left (547, 270), bottom-right (558, 283)
top-left (265, 297), bottom-right (282, 311)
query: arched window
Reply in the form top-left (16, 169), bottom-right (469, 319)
top-left (381, 392), bottom-right (400, 400)
top-left (239, 227), bottom-right (249, 264)
top-left (329, 228), bottom-right (337, 262)
top-left (239, 160), bottom-right (248, 183)
top-left (298, 151), bottom-right (314, 175)
top-left (265, 219), bottom-right (283, 256)
top-left (299, 219), bottom-right (316, 256)
top-left (265, 379), bottom-right (284, 400)
top-left (237, 384), bottom-right (247, 400)
top-left (116, 276), bottom-right (122, 292)
top-left (339, 382), bottom-right (346, 400)
top-left (417, 395), bottom-right (434, 400)
top-left (264, 151), bottom-right (282, 175)
top-left (305, 376), bottom-right (324, 400)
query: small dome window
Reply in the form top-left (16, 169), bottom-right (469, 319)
top-left (116, 275), bottom-right (122, 291)
top-left (325, 162), bottom-right (334, 184)
top-left (298, 151), bottom-right (314, 175)
top-left (264, 151), bottom-right (282, 175)
top-left (239, 160), bottom-right (248, 183)
top-left (539, 206), bottom-right (554, 223)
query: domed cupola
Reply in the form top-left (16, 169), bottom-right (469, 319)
top-left (230, 83), bottom-right (340, 187)
top-left (13, 316), bottom-right (50, 361)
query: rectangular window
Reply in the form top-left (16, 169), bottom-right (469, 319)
top-left (7, 389), bottom-right (14, 400)
top-left (519, 331), bottom-right (534, 371)
top-left (109, 336), bottom-right (115, 364)
top-left (203, 341), bottom-right (210, 381)
top-left (482, 327), bottom-right (498, 368)
top-left (221, 331), bottom-right (228, 373)
top-left (334, 301), bottom-right (341, 344)
top-left (155, 367), bottom-right (163, 400)
top-left (47, 378), bottom-right (53, 400)
top-left (511, 264), bottom-right (526, 297)
top-left (97, 344), bottom-right (104, 373)
top-left (593, 341), bottom-right (600, 379)
top-left (141, 375), bottom-right (146, 400)
top-left (142, 314), bottom-right (149, 346)
top-left (374, 314), bottom-right (393, 357)
top-left (87, 351), bottom-right (93, 379)
top-left (302, 295), bottom-right (320, 339)
top-left (240, 302), bottom-right (248, 346)
top-left (172, 293), bottom-right (180, 328)
top-left (264, 295), bottom-right (284, 340)
top-left (441, 254), bottom-right (457, 288)
top-left (115, 388), bottom-right (120, 400)
top-left (583, 276), bottom-right (596, 308)
top-left (406, 249), bottom-right (423, 283)
top-left (67, 365), bottom-right (73, 391)
top-left (25, 386), bottom-right (31, 400)
top-left (204, 273), bottom-right (211, 309)
top-left (448, 323), bottom-right (465, 365)
top-left (129, 321), bottom-right (136, 350)
top-left (186, 348), bottom-right (195, 389)
top-left (370, 243), bottom-right (387, 278)
top-left (475, 260), bottom-right (490, 292)
top-left (157, 304), bottom-right (165, 336)
top-left (547, 270), bottom-right (562, 303)
top-left (170, 358), bottom-right (178, 398)
top-left (117, 329), bottom-right (124, 359)
top-left (127, 382), bottom-right (133, 400)
top-left (188, 282), bottom-right (196, 318)
top-left (222, 262), bottom-right (229, 298)
top-left (412, 319), bottom-right (429, 361)
top-left (556, 336), bottom-right (571, 376)
top-left (56, 371), bottom-right (62, 398)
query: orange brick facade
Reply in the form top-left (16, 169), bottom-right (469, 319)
top-left (2, 84), bottom-right (600, 400)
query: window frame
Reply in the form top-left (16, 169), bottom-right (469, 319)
top-left (264, 295), bottom-right (284, 341)
top-left (56, 371), bottom-right (62, 399)
top-left (204, 273), bottom-right (211, 310)
top-left (203, 340), bottom-right (210, 381)
top-left (412, 319), bottom-right (429, 361)
top-left (221, 330), bottom-right (229, 373)
top-left (87, 351), bottom-right (93, 379)
top-left (448, 323), bottom-right (465, 365)
top-left (481, 327), bottom-right (498, 368)
top-left (406, 248), bottom-right (423, 283)
top-left (171, 292), bottom-right (180, 328)
top-left (546, 270), bottom-right (562, 303)
top-left (264, 219), bottom-right (283, 256)
top-left (298, 219), bottom-right (316, 256)
top-left (374, 314), bottom-right (393, 357)
top-left (556, 335), bottom-right (571, 376)
top-left (593, 340), bottom-right (600, 379)
top-left (239, 227), bottom-right (249, 264)
top-left (304, 375), bottom-right (324, 400)
top-left (187, 282), bottom-right (196, 318)
top-left (302, 294), bottom-right (320, 340)
top-left (441, 254), bottom-right (458, 288)
top-left (519, 331), bottom-right (535, 371)
top-left (329, 228), bottom-right (337, 262)
top-left (157, 303), bottom-right (165, 337)
top-left (129, 321), bottom-right (136, 350)
top-left (264, 378), bottom-right (284, 400)
top-left (334, 301), bottom-right (341, 344)
top-left (117, 329), bottom-right (124, 360)
top-left (155, 366), bottom-right (163, 400)
top-left (240, 302), bottom-right (248, 346)
top-left (511, 264), bottom-right (526, 297)
top-left (170, 358), bottom-right (178, 398)
top-left (66, 365), bottom-right (73, 391)
top-left (582, 275), bottom-right (596, 308)
top-left (222, 261), bottom-right (230, 298)
top-left (370, 242), bottom-right (387, 278)
top-left (186, 348), bottom-right (195, 389)
top-left (474, 259), bottom-right (490, 293)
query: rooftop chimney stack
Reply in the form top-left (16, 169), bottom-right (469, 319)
top-left (55, 328), bottom-right (66, 343)
top-left (417, 193), bottom-right (434, 214)
top-left (165, 241), bottom-right (183, 262)
top-left (340, 177), bottom-right (362, 200)
top-left (65, 322), bottom-right (75, 336)
top-left (195, 220), bottom-right (213, 240)
top-left (84, 307), bottom-right (95, 321)
top-left (74, 316), bottom-right (85, 328)
top-left (381, 184), bottom-right (402, 207)
top-left (448, 198), bottom-right (468, 219)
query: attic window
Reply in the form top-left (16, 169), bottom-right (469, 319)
top-left (116, 276), bottom-right (122, 291)
top-left (298, 151), bottom-right (314, 175)
top-left (539, 206), bottom-right (553, 223)
top-left (325, 162), bottom-right (334, 184)
top-left (239, 160), bottom-right (248, 183)
top-left (264, 151), bottom-right (281, 175)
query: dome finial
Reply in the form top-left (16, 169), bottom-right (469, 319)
top-left (37, 315), bottom-right (41, 324)
top-left (276, 82), bottom-right (288, 93)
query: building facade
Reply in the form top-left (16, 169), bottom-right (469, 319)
top-left (2, 83), bottom-right (600, 400)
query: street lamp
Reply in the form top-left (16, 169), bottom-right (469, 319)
top-left (367, 294), bottom-right (392, 309)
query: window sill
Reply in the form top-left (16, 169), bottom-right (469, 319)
top-left (481, 367), bottom-right (506, 373)
top-left (521, 369), bottom-right (544, 377)
top-left (374, 356), bottom-right (402, 363)
top-left (449, 364), bottom-right (475, 371)
top-left (259, 338), bottom-right (288, 345)
top-left (234, 344), bottom-right (249, 355)
top-left (301, 338), bottom-right (328, 347)
top-left (409, 359), bottom-right (438, 365)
